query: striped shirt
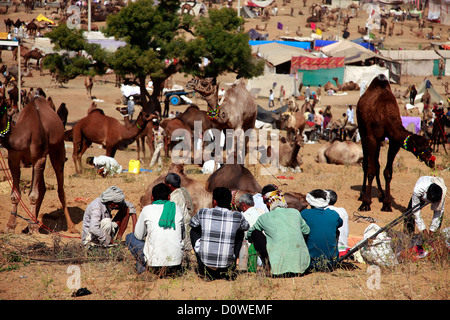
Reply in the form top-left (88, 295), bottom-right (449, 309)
top-left (190, 207), bottom-right (250, 268)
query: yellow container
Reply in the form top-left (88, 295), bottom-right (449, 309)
top-left (128, 159), bottom-right (140, 174)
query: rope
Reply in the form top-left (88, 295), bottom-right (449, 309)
top-left (0, 150), bottom-right (80, 239)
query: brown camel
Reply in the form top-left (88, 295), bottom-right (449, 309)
top-left (160, 117), bottom-right (193, 158)
top-left (85, 76), bottom-right (94, 99)
top-left (23, 49), bottom-right (44, 72)
top-left (71, 109), bottom-right (155, 173)
top-left (356, 74), bottom-right (435, 212)
top-left (205, 164), bottom-right (308, 211)
top-left (333, 77), bottom-right (360, 91)
top-left (181, 1), bottom-right (196, 15)
top-left (139, 163), bottom-right (211, 214)
top-left (315, 140), bottom-right (363, 165)
top-left (277, 135), bottom-right (303, 172)
top-left (285, 107), bottom-right (306, 142)
top-left (324, 81), bottom-right (339, 92)
top-left (116, 106), bottom-right (151, 162)
top-left (379, 18), bottom-right (387, 34)
top-left (56, 102), bottom-right (68, 128)
top-left (0, 95), bottom-right (77, 234)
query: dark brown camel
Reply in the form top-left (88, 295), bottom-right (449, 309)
top-left (0, 94), bottom-right (77, 234)
top-left (57, 102), bottom-right (68, 128)
top-left (356, 74), bottom-right (435, 212)
top-left (206, 164), bottom-right (308, 211)
top-left (71, 109), bottom-right (155, 173)
top-left (139, 163), bottom-right (211, 214)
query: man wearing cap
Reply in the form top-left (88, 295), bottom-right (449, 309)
top-left (404, 176), bottom-right (446, 237)
top-left (301, 189), bottom-right (343, 272)
top-left (81, 186), bottom-right (137, 247)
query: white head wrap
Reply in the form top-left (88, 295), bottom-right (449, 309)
top-left (100, 186), bottom-right (125, 204)
top-left (306, 190), bottom-right (330, 208)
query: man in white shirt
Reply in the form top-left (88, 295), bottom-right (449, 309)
top-left (404, 176), bottom-right (446, 236)
top-left (325, 190), bottom-right (349, 254)
top-left (86, 156), bottom-right (122, 178)
top-left (126, 183), bottom-right (185, 275)
top-left (346, 105), bottom-right (355, 124)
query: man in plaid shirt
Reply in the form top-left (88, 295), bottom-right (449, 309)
top-left (190, 187), bottom-right (250, 280)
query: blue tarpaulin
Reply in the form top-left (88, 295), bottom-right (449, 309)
top-left (249, 40), bottom-right (311, 50)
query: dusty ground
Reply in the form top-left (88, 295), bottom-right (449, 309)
top-left (0, 2), bottom-right (449, 302)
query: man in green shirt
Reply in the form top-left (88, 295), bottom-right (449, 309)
top-left (247, 185), bottom-right (310, 277)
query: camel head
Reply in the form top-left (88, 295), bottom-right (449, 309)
top-left (186, 77), bottom-right (216, 96)
top-left (404, 134), bottom-right (436, 169)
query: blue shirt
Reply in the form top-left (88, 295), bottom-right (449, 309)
top-left (301, 207), bottom-right (343, 264)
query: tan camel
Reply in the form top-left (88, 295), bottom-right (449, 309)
top-left (0, 95), bottom-right (77, 234)
top-left (84, 76), bottom-right (94, 99)
top-left (277, 134), bottom-right (303, 172)
top-left (71, 109), bottom-right (155, 173)
top-left (186, 77), bottom-right (257, 132)
top-left (333, 77), bottom-right (360, 91)
top-left (315, 140), bottom-right (363, 165)
top-left (285, 107), bottom-right (306, 142)
top-left (324, 81), bottom-right (339, 92)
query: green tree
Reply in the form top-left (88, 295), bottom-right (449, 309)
top-left (43, 24), bottom-right (109, 85)
top-left (104, 0), bottom-right (263, 114)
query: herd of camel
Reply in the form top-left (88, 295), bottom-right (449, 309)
top-left (0, 67), bottom-right (438, 235)
top-left (0, 0), bottom-right (441, 236)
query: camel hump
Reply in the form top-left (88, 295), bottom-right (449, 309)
top-left (89, 108), bottom-right (105, 115)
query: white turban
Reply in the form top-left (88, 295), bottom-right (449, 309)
top-left (100, 186), bottom-right (125, 204)
top-left (306, 191), bottom-right (330, 208)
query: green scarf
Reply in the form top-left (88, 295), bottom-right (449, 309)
top-left (154, 200), bottom-right (176, 230)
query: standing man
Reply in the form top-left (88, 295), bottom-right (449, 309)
top-left (149, 118), bottom-right (165, 171)
top-left (126, 183), bottom-right (185, 275)
top-left (127, 96), bottom-right (135, 121)
top-left (268, 89), bottom-right (275, 108)
top-left (346, 105), bottom-right (355, 124)
top-left (189, 187), bottom-right (250, 280)
top-left (163, 95), bottom-right (170, 118)
top-left (82, 186), bottom-right (137, 247)
top-left (404, 176), bottom-right (446, 237)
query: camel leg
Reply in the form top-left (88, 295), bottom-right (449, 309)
top-left (140, 136), bottom-right (146, 162)
top-left (27, 157), bottom-right (47, 234)
top-left (381, 143), bottom-right (401, 212)
top-left (358, 138), bottom-right (380, 211)
top-left (6, 156), bottom-right (21, 233)
top-left (73, 137), bottom-right (91, 174)
top-left (50, 148), bottom-right (78, 234)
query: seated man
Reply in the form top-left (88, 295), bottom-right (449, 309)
top-left (81, 186), bottom-right (137, 247)
top-left (126, 183), bottom-right (185, 275)
top-left (301, 189), bottom-right (343, 272)
top-left (325, 189), bottom-right (350, 256)
top-left (247, 185), bottom-right (310, 277)
top-left (189, 187), bottom-right (249, 281)
top-left (404, 176), bottom-right (446, 237)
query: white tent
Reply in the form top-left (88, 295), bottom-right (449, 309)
top-left (378, 50), bottom-right (441, 77)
